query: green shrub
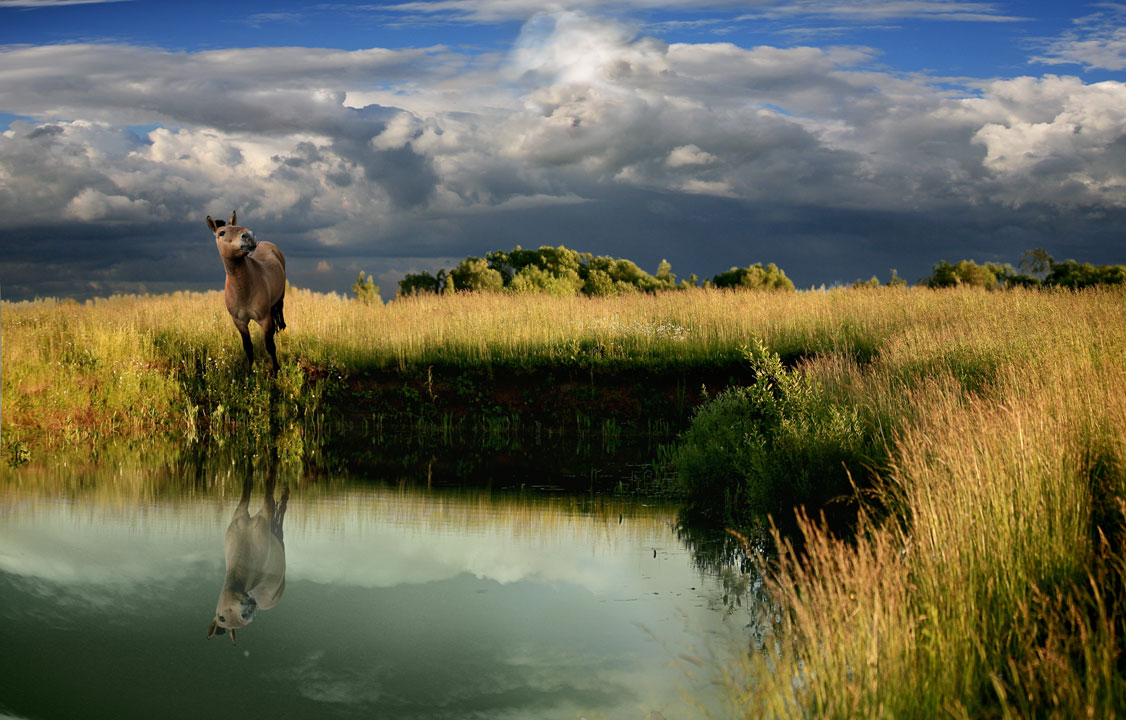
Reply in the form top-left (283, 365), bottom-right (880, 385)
top-left (674, 339), bottom-right (871, 527)
top-left (351, 271), bottom-right (381, 303)
top-left (710, 262), bottom-right (794, 291)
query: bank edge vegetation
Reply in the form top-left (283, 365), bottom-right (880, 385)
top-left (3, 259), bottom-right (1126, 716)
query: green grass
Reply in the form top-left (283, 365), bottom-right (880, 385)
top-left (5, 284), bottom-right (1126, 715)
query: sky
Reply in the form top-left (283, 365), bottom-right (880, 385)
top-left (1, 0), bottom-right (1125, 300)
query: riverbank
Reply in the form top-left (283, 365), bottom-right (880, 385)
top-left (0, 285), bottom-right (892, 465)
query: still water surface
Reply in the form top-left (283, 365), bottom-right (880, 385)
top-left (0, 466), bottom-right (752, 719)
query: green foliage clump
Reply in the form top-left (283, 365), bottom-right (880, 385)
top-left (450, 257), bottom-right (504, 292)
top-left (853, 269), bottom-right (906, 289)
top-left (1046, 259), bottom-right (1126, 289)
top-left (674, 339), bottom-right (871, 528)
top-left (398, 270), bottom-right (440, 296)
top-left (922, 259), bottom-right (1011, 290)
top-left (395, 244), bottom-right (751, 297)
top-left (710, 263), bottom-right (794, 291)
top-left (923, 250), bottom-right (1126, 291)
top-left (351, 271), bottom-right (381, 304)
top-left (398, 269), bottom-right (457, 297)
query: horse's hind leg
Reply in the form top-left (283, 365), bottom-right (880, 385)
top-left (271, 298), bottom-right (286, 331)
top-left (272, 485), bottom-right (289, 544)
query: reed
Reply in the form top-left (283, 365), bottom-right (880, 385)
top-left (721, 302), bottom-right (1126, 717)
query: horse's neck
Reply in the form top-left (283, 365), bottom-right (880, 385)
top-left (224, 516), bottom-right (280, 588)
top-left (222, 254), bottom-right (254, 287)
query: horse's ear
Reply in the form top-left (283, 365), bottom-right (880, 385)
top-left (229, 628), bottom-right (237, 645)
top-left (206, 216), bottom-right (218, 233)
top-left (207, 619), bottom-right (218, 640)
top-left (229, 210), bottom-right (237, 227)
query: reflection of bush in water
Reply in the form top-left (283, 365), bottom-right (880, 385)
top-left (675, 520), bottom-right (772, 622)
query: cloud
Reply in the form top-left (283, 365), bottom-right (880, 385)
top-left (1032, 5), bottom-right (1126, 71)
top-left (1, 11), bottom-right (1125, 300)
top-left (379, 0), bottom-right (1022, 24)
top-left (666, 144), bottom-right (718, 167)
top-left (0, 0), bottom-right (132, 6)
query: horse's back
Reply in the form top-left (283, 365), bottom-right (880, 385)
top-left (255, 242), bottom-right (286, 272)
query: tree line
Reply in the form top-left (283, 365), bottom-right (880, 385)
top-left (393, 245), bottom-right (793, 298)
top-left (915, 249), bottom-right (1125, 290)
top-left (349, 245), bottom-right (1123, 302)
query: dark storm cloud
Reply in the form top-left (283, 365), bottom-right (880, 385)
top-left (0, 11), bottom-right (1124, 301)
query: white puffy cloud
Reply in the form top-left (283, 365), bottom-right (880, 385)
top-left (65, 187), bottom-right (151, 221)
top-left (666, 144), bottom-right (718, 167)
top-left (1, 9), bottom-right (1125, 300)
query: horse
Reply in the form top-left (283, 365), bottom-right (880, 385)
top-left (206, 211), bottom-right (287, 373)
top-left (206, 473), bottom-right (289, 645)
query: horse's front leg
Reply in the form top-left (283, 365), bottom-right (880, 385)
top-left (262, 315), bottom-right (279, 374)
top-left (233, 318), bottom-right (254, 367)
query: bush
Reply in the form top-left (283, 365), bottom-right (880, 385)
top-left (923, 260), bottom-right (1000, 289)
top-left (450, 257), bottom-right (504, 292)
top-left (352, 271), bottom-right (381, 303)
top-left (674, 339), bottom-right (871, 528)
top-left (710, 262), bottom-right (794, 291)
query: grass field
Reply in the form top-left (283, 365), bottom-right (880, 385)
top-left (4, 285), bottom-right (1126, 715)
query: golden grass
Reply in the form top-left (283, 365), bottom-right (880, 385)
top-left (5, 285), bottom-right (1126, 714)
top-left (724, 300), bottom-right (1126, 717)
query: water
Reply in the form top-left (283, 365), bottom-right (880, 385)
top-left (0, 465), bottom-right (754, 719)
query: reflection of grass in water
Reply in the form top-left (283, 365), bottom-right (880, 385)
top-left (0, 462), bottom-right (675, 544)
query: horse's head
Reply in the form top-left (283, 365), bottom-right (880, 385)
top-left (206, 589), bottom-right (258, 645)
top-left (206, 211), bottom-right (258, 260)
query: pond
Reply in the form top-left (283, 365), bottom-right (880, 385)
top-left (0, 461), bottom-right (758, 719)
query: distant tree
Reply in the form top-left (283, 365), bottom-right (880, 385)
top-left (922, 260), bottom-right (998, 290)
top-left (397, 270), bottom-right (440, 297)
top-left (396, 246), bottom-right (795, 297)
top-left (441, 270), bottom-right (456, 296)
top-left (450, 257), bottom-right (504, 292)
top-left (1019, 248), bottom-right (1054, 278)
top-left (1046, 260), bottom-right (1126, 289)
top-left (711, 263), bottom-right (794, 291)
top-left (852, 276), bottom-right (880, 289)
top-left (509, 265), bottom-right (583, 295)
top-left (352, 271), bottom-right (381, 304)
top-left (582, 269), bottom-right (616, 296)
top-left (887, 269), bottom-right (907, 287)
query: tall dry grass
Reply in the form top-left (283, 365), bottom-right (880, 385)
top-left (723, 295), bottom-right (1126, 717)
top-left (3, 285), bottom-right (1123, 453)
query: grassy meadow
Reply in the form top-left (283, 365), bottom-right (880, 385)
top-left (4, 285), bottom-right (1126, 715)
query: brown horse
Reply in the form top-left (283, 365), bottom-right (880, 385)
top-left (206, 473), bottom-right (289, 645)
top-left (206, 211), bottom-right (287, 372)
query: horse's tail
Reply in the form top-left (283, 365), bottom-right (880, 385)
top-left (271, 299), bottom-right (286, 332)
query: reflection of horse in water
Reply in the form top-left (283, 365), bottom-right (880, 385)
top-left (207, 474), bottom-right (289, 645)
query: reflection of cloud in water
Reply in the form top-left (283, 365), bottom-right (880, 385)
top-left (0, 483), bottom-right (739, 718)
top-left (287, 488), bottom-right (680, 596)
top-left (0, 502), bottom-right (221, 587)
top-left (0, 487), bottom-right (684, 600)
